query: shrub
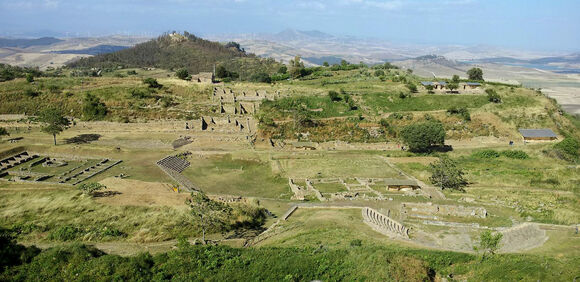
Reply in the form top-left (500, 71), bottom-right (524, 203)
top-left (467, 67), bottom-right (484, 81)
top-left (131, 89), bottom-right (153, 99)
top-left (24, 89), bottom-right (40, 97)
top-left (374, 70), bottom-right (385, 77)
top-left (175, 68), bottom-right (189, 80)
top-left (328, 90), bottom-right (341, 102)
top-left (486, 89), bottom-right (501, 103)
top-left (406, 83), bottom-right (418, 93)
top-left (379, 118), bottom-right (389, 128)
top-left (501, 150), bottom-right (529, 159)
top-left (447, 106), bottom-right (471, 121)
top-left (389, 112), bottom-right (404, 120)
top-left (143, 78), bottom-right (162, 88)
top-left (160, 96), bottom-right (174, 108)
top-left (77, 182), bottom-right (106, 196)
top-left (127, 70), bottom-right (138, 75)
top-left (82, 93), bottom-right (107, 121)
top-left (398, 92), bottom-right (408, 99)
top-left (473, 150), bottom-right (500, 158)
top-left (249, 72), bottom-right (271, 83)
top-left (350, 239), bottom-right (362, 247)
top-left (400, 122), bottom-right (445, 152)
top-left (48, 225), bottom-right (83, 241)
top-left (25, 73), bottom-right (34, 83)
top-left (553, 137), bottom-right (579, 159)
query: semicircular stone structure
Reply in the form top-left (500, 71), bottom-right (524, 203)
top-left (362, 207), bottom-right (409, 238)
top-left (498, 223), bottom-right (548, 253)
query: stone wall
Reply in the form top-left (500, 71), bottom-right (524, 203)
top-left (362, 207), bottom-right (409, 238)
top-left (402, 202), bottom-right (487, 218)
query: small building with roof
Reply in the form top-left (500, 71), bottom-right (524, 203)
top-left (436, 81), bottom-right (447, 89)
top-left (464, 82), bottom-right (481, 89)
top-left (385, 179), bottom-right (421, 191)
top-left (518, 128), bottom-right (557, 141)
top-left (421, 81), bottom-right (434, 87)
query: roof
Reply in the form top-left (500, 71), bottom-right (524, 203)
top-left (466, 82), bottom-right (481, 86)
top-left (420, 81), bottom-right (434, 86)
top-left (518, 128), bottom-right (557, 138)
top-left (384, 178), bottom-right (419, 186)
top-left (438, 81), bottom-right (447, 86)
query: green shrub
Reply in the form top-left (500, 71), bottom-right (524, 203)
top-left (349, 239), bottom-right (362, 247)
top-left (473, 150), bottom-right (500, 158)
top-left (374, 70), bottom-right (385, 77)
top-left (400, 122), bottom-right (445, 152)
top-left (175, 68), bottom-right (189, 80)
top-left (24, 89), bottom-right (40, 97)
top-left (143, 78), bottom-right (162, 88)
top-left (501, 150), bottom-right (529, 159)
top-left (48, 225), bottom-right (83, 241)
top-left (249, 72), bottom-right (271, 83)
top-left (486, 89), bottom-right (501, 103)
top-left (406, 83), bottom-right (418, 93)
top-left (328, 90), bottom-right (341, 102)
top-left (82, 93), bottom-right (107, 121)
top-left (553, 137), bottom-right (579, 159)
top-left (447, 106), bottom-right (471, 121)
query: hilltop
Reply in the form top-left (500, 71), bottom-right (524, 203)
top-left (68, 32), bottom-right (280, 78)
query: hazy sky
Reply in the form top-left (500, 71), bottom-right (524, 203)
top-left (1, 0), bottom-right (579, 51)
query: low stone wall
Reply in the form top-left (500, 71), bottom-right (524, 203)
top-left (402, 202), bottom-right (487, 218)
top-left (362, 207), bottom-right (409, 238)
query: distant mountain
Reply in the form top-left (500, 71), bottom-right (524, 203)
top-left (53, 45), bottom-right (129, 55)
top-left (272, 29), bottom-right (335, 41)
top-left (68, 32), bottom-right (280, 77)
top-left (0, 37), bottom-right (63, 48)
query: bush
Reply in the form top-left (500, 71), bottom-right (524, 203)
top-left (406, 83), bottom-right (418, 93)
top-left (553, 137), bottom-right (579, 159)
top-left (447, 106), bottom-right (471, 121)
top-left (350, 239), bottom-right (362, 247)
top-left (175, 68), bottom-right (189, 80)
top-left (82, 93), bottom-right (107, 121)
top-left (24, 89), bottom-right (40, 97)
top-left (26, 73), bottom-right (34, 83)
top-left (501, 150), bottom-right (529, 159)
top-left (328, 90), bottom-right (341, 102)
top-left (131, 89), bottom-right (153, 99)
top-left (127, 70), bottom-right (138, 75)
top-left (379, 118), bottom-right (389, 128)
top-left (486, 89), bottom-right (501, 103)
top-left (473, 150), bottom-right (500, 158)
top-left (400, 122), bottom-right (446, 152)
top-left (143, 78), bottom-right (162, 88)
top-left (389, 112), bottom-right (404, 120)
top-left (48, 225), bottom-right (83, 241)
top-left (249, 72), bottom-right (271, 83)
top-left (398, 92), bottom-right (408, 99)
top-left (374, 70), bottom-right (385, 77)
top-left (77, 182), bottom-right (106, 196)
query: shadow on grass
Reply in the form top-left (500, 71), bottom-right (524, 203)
top-left (93, 191), bottom-right (122, 198)
top-left (65, 134), bottom-right (101, 144)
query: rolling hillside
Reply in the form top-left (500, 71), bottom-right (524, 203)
top-left (68, 32), bottom-right (280, 78)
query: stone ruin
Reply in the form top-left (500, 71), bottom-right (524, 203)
top-left (0, 151), bottom-right (121, 185)
top-left (402, 202), bottom-right (487, 219)
top-left (498, 223), bottom-right (548, 253)
top-left (362, 207), bottom-right (409, 238)
top-left (172, 136), bottom-right (193, 149)
top-left (199, 116), bottom-right (252, 133)
top-left (156, 152), bottom-right (198, 191)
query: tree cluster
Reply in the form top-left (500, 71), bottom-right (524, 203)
top-left (400, 122), bottom-right (445, 152)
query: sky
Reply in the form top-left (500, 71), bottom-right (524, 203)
top-left (0, 0), bottom-right (579, 51)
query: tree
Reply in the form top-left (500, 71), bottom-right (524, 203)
top-left (406, 83), bottom-right (418, 93)
top-left (175, 68), bottom-right (189, 80)
top-left (278, 65), bottom-right (287, 74)
top-left (249, 72), bottom-right (271, 83)
top-left (452, 75), bottom-right (460, 83)
top-left (400, 122), bottom-right (445, 152)
top-left (426, 85), bottom-right (434, 94)
top-left (38, 108), bottom-right (70, 145)
top-left (289, 56), bottom-right (306, 79)
top-left (447, 82), bottom-right (459, 92)
top-left (82, 93), bottom-right (107, 121)
top-left (474, 230), bottom-right (503, 260)
top-left (77, 182), bottom-right (106, 196)
top-left (188, 192), bottom-right (232, 244)
top-left (467, 67), bottom-right (484, 81)
top-left (374, 70), bottom-right (385, 77)
top-left (429, 157), bottom-right (467, 191)
top-left (322, 61), bottom-right (329, 67)
top-left (486, 89), bottom-right (501, 103)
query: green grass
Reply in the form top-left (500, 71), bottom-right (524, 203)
top-left (182, 154), bottom-right (289, 199)
top-left (363, 93), bottom-right (489, 112)
top-left (314, 183), bottom-right (347, 193)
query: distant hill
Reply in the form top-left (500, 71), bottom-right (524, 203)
top-left (53, 45), bottom-right (129, 55)
top-left (0, 37), bottom-right (63, 48)
top-left (68, 32), bottom-right (280, 78)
